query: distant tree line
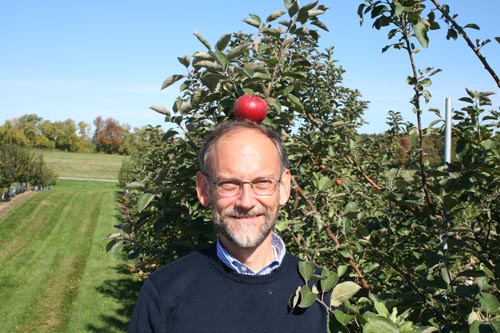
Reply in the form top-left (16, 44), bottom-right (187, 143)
top-left (0, 114), bottom-right (158, 155)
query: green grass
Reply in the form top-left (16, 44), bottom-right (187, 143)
top-left (35, 149), bottom-right (125, 180)
top-left (0, 179), bottom-right (141, 332)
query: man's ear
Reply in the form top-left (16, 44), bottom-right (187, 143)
top-left (279, 169), bottom-right (291, 206)
top-left (196, 172), bottom-right (211, 207)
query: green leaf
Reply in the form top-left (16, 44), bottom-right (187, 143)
top-left (289, 286), bottom-right (300, 309)
top-left (275, 220), bottom-right (288, 232)
top-left (308, 9), bottom-right (325, 18)
top-left (317, 176), bottom-right (331, 191)
top-left (420, 78), bottom-right (432, 87)
top-left (495, 37), bottom-right (500, 44)
top-left (447, 28), bottom-right (458, 40)
top-left (193, 51), bottom-right (214, 60)
top-left (441, 266), bottom-right (451, 285)
top-left (107, 240), bottom-right (124, 258)
top-left (300, 0), bottom-right (319, 12)
top-left (136, 192), bottom-right (156, 213)
top-left (161, 74), bottom-right (185, 90)
top-left (287, 0), bottom-right (299, 17)
top-left (212, 50), bottom-right (228, 67)
top-left (149, 105), bottom-right (171, 116)
top-left (125, 181), bottom-right (145, 189)
top-left (192, 60), bottom-right (222, 71)
top-left (177, 55), bottom-right (191, 67)
top-left (464, 23), bottom-right (480, 30)
top-left (362, 316), bottom-right (399, 333)
top-left (298, 285), bottom-right (317, 308)
top-left (243, 16), bottom-right (261, 28)
top-left (332, 309), bottom-right (356, 326)
top-left (193, 31), bottom-right (211, 50)
top-left (286, 94), bottom-right (304, 110)
top-left (105, 239), bottom-right (117, 252)
top-left (298, 261), bottom-right (315, 282)
top-left (227, 42), bottom-right (251, 61)
top-left (374, 301), bottom-right (389, 316)
top-left (330, 281), bottom-right (361, 307)
top-left (337, 265), bottom-right (348, 277)
top-left (311, 19), bottom-right (329, 32)
top-left (478, 293), bottom-right (500, 314)
top-left (413, 21), bottom-right (429, 48)
top-left (260, 27), bottom-right (282, 38)
top-left (414, 327), bottom-right (439, 333)
top-left (490, 316), bottom-right (500, 332)
top-left (266, 10), bottom-right (286, 23)
top-left (216, 34), bottom-right (231, 51)
top-left (320, 269), bottom-right (338, 293)
top-left (121, 222), bottom-right (132, 234)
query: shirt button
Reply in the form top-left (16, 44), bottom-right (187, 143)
top-left (241, 266), bottom-right (248, 272)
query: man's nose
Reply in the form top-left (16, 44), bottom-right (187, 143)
top-left (234, 183), bottom-right (255, 208)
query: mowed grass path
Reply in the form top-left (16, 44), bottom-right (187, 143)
top-left (36, 150), bottom-right (125, 180)
top-left (0, 179), bottom-right (141, 332)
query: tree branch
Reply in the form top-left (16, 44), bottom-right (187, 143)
top-left (430, 0), bottom-right (500, 89)
top-left (291, 176), bottom-right (370, 290)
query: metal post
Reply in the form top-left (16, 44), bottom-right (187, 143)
top-left (444, 97), bottom-right (452, 165)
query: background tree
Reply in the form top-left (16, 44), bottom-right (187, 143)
top-left (0, 119), bottom-right (30, 147)
top-left (93, 116), bottom-right (126, 154)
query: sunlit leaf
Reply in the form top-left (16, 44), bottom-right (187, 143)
top-left (266, 10), bottom-right (286, 23)
top-left (193, 31), bottom-right (211, 50)
top-left (150, 105), bottom-right (171, 116)
top-left (216, 34), bottom-right (231, 51)
top-left (161, 74), bottom-right (185, 90)
top-left (330, 281), bottom-right (361, 307)
top-left (227, 42), bottom-right (251, 61)
top-left (362, 316), bottom-right (398, 333)
top-left (243, 17), bottom-right (261, 28)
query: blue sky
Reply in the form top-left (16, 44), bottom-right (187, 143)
top-left (1, 1), bottom-right (498, 133)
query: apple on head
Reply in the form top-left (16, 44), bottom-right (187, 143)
top-left (233, 94), bottom-right (268, 123)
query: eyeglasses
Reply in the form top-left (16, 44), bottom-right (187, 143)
top-left (203, 173), bottom-right (281, 197)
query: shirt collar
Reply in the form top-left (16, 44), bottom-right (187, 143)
top-left (216, 232), bottom-right (286, 275)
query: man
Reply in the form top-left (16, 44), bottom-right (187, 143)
top-left (128, 119), bottom-right (328, 332)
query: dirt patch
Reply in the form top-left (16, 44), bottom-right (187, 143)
top-left (0, 191), bottom-right (37, 218)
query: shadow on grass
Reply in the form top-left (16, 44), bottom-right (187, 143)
top-left (85, 264), bottom-right (143, 333)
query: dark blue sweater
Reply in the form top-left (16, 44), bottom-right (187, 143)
top-left (128, 244), bottom-right (328, 332)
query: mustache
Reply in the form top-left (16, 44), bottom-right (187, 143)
top-left (221, 206), bottom-right (267, 218)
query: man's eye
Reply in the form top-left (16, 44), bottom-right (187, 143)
top-left (254, 179), bottom-right (274, 189)
top-left (219, 181), bottom-right (239, 189)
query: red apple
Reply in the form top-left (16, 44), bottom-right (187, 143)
top-left (233, 94), bottom-right (268, 122)
top-left (335, 179), bottom-right (342, 186)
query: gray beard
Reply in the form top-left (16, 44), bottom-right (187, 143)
top-left (213, 206), bottom-right (278, 248)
